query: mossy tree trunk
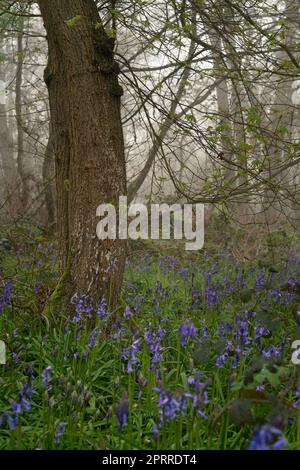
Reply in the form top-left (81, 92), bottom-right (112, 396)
top-left (38, 0), bottom-right (127, 313)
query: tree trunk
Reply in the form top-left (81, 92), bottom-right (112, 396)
top-left (42, 127), bottom-right (56, 226)
top-left (0, 102), bottom-right (17, 214)
top-left (0, 58), bottom-right (18, 217)
top-left (208, 31), bottom-right (235, 183)
top-left (15, 22), bottom-right (29, 211)
top-left (262, 0), bottom-right (298, 226)
top-left (38, 0), bottom-right (127, 312)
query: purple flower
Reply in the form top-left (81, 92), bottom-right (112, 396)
top-left (296, 311), bottom-right (300, 329)
top-left (155, 388), bottom-right (181, 424)
top-left (249, 424), bottom-right (288, 450)
top-left (6, 414), bottom-right (18, 430)
top-left (179, 320), bottom-right (198, 345)
top-left (216, 352), bottom-right (229, 368)
top-left (89, 328), bottom-right (99, 348)
top-left (116, 393), bottom-right (129, 431)
top-left (20, 397), bottom-right (31, 412)
top-left (42, 366), bottom-right (52, 387)
top-left (0, 282), bottom-right (13, 314)
top-left (54, 423), bottom-right (66, 444)
top-left (96, 297), bottom-right (107, 319)
top-left (145, 327), bottom-right (165, 368)
top-left (12, 402), bottom-right (22, 414)
top-left (3, 282), bottom-right (13, 303)
top-left (124, 306), bottom-right (134, 320)
top-left (255, 325), bottom-right (271, 340)
top-left (71, 294), bottom-right (93, 323)
top-left (262, 345), bottom-right (282, 359)
top-left (34, 282), bottom-right (42, 295)
top-left (153, 423), bottom-right (159, 441)
top-left (126, 338), bottom-right (141, 373)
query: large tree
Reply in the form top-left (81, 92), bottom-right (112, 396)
top-left (37, 0), bottom-right (127, 312)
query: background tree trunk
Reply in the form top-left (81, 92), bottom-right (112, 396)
top-left (42, 127), bottom-right (55, 226)
top-left (38, 0), bottom-right (127, 312)
top-left (0, 53), bottom-right (18, 217)
top-left (15, 21), bottom-right (29, 211)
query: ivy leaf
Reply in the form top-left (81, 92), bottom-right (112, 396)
top-left (254, 367), bottom-right (280, 389)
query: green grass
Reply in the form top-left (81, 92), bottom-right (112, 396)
top-left (0, 226), bottom-right (299, 449)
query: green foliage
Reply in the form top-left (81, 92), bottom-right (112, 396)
top-left (0, 226), bottom-right (299, 450)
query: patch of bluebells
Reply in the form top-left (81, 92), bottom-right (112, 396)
top-left (261, 344), bottom-right (283, 360)
top-left (0, 380), bottom-right (34, 430)
top-left (249, 424), bottom-right (288, 450)
top-left (268, 289), bottom-right (294, 305)
top-left (155, 378), bottom-right (209, 427)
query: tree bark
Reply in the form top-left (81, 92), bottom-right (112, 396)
top-left (38, 0), bottom-right (127, 312)
top-left (15, 22), bottom-right (30, 211)
top-left (0, 56), bottom-right (18, 216)
top-left (42, 127), bottom-right (56, 226)
top-left (263, 0), bottom-right (298, 225)
top-left (0, 101), bottom-right (17, 212)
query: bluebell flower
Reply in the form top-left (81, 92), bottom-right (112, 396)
top-left (262, 345), bottom-right (282, 359)
top-left (124, 306), bottom-right (134, 320)
top-left (42, 366), bottom-right (52, 387)
top-left (296, 311), bottom-right (300, 329)
top-left (155, 388), bottom-right (181, 424)
top-left (96, 297), bottom-right (107, 319)
top-left (34, 282), bottom-right (42, 295)
top-left (71, 294), bottom-right (93, 323)
top-left (116, 392), bottom-right (129, 431)
top-left (54, 423), bottom-right (66, 444)
top-left (216, 352), bottom-right (229, 368)
top-left (12, 402), bottom-right (22, 414)
top-left (179, 320), bottom-right (198, 345)
top-left (20, 397), bottom-right (31, 412)
top-left (145, 327), bottom-right (165, 367)
top-left (89, 328), bottom-right (100, 348)
top-left (12, 352), bottom-right (20, 364)
top-left (6, 414), bottom-right (18, 430)
top-left (153, 423), bottom-right (159, 441)
top-left (0, 281), bottom-right (13, 314)
top-left (126, 338), bottom-right (141, 373)
top-left (255, 325), bottom-right (271, 340)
